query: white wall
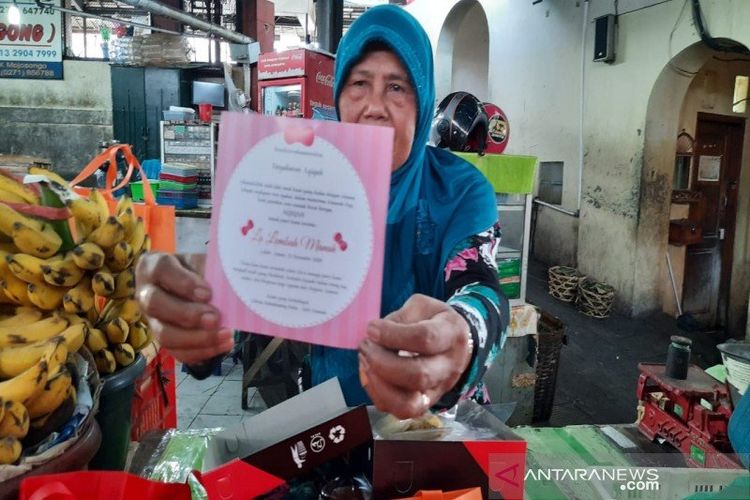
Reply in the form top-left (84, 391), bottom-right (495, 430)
top-left (450, 2), bottom-right (489, 101)
top-left (408, 0), bottom-right (750, 331)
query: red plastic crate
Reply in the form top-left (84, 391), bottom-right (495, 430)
top-left (131, 349), bottom-right (177, 441)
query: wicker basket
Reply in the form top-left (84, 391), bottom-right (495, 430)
top-left (533, 311), bottom-right (566, 423)
top-left (577, 278), bottom-right (615, 319)
top-left (547, 266), bottom-right (584, 302)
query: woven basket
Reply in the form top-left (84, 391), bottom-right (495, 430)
top-left (547, 266), bottom-right (584, 302)
top-left (577, 278), bottom-right (615, 319)
top-left (533, 311), bottom-right (566, 423)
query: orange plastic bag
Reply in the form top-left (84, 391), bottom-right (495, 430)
top-left (69, 144), bottom-right (175, 253)
top-left (396, 487), bottom-right (482, 500)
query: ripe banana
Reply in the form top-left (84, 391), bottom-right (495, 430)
top-left (0, 173), bottom-right (39, 205)
top-left (118, 298), bottom-right (141, 324)
top-left (127, 217), bottom-right (146, 255)
top-left (62, 275), bottom-right (94, 314)
top-left (5, 253), bottom-right (46, 284)
top-left (0, 437), bottom-right (22, 465)
top-left (0, 400), bottom-right (29, 438)
top-left (0, 273), bottom-right (33, 306)
top-left (28, 166), bottom-right (68, 187)
top-left (105, 317), bottom-right (129, 344)
top-left (41, 256), bottom-right (85, 287)
top-left (105, 241), bottom-right (134, 272)
top-left (94, 349), bottom-right (116, 374)
top-left (91, 270), bottom-right (115, 297)
top-left (85, 328), bottom-right (108, 353)
top-left (87, 216), bottom-right (125, 249)
top-left (0, 204), bottom-right (43, 236)
top-left (0, 326), bottom-right (83, 378)
top-left (0, 188), bottom-right (27, 204)
top-left (27, 282), bottom-right (68, 311)
top-left (0, 315), bottom-right (69, 348)
top-left (128, 321), bottom-right (151, 351)
top-left (0, 342), bottom-right (54, 403)
top-left (67, 198), bottom-right (100, 238)
top-left (111, 267), bottom-right (135, 299)
top-left (90, 190), bottom-right (110, 225)
top-left (26, 367), bottom-right (72, 419)
top-left (116, 198), bottom-right (135, 239)
top-left (11, 222), bottom-right (62, 259)
top-left (0, 306), bottom-right (41, 327)
top-left (71, 242), bottom-right (105, 270)
top-left (113, 343), bottom-right (136, 367)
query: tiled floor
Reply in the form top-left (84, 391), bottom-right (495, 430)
top-left (176, 357), bottom-right (267, 430)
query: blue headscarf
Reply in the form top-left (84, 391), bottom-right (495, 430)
top-left (311, 5), bottom-right (498, 405)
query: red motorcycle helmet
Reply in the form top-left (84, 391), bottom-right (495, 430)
top-left (431, 92), bottom-right (488, 154)
top-left (483, 102), bottom-right (510, 154)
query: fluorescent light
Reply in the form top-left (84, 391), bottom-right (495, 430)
top-left (8, 2), bottom-right (21, 25)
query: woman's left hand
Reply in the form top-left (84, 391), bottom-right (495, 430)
top-left (358, 294), bottom-right (472, 419)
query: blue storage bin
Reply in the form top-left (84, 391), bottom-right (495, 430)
top-left (141, 159), bottom-right (162, 180)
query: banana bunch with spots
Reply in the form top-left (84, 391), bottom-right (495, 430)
top-left (0, 167), bottom-right (159, 465)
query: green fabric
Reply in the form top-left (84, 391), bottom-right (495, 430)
top-left (454, 152), bottom-right (537, 194)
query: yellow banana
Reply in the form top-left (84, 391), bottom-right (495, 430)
top-left (70, 242), bottom-right (105, 270)
top-left (0, 315), bottom-right (69, 348)
top-left (91, 270), bottom-right (115, 296)
top-left (0, 342), bottom-right (55, 403)
top-left (27, 282), bottom-right (68, 311)
top-left (0, 306), bottom-right (42, 327)
top-left (62, 275), bottom-right (94, 314)
top-left (90, 190), bottom-right (111, 225)
top-left (105, 241), bottom-right (134, 272)
top-left (97, 297), bottom-right (120, 325)
top-left (113, 343), bottom-right (136, 367)
top-left (87, 216), bottom-right (125, 249)
top-left (41, 256), bottom-right (85, 287)
top-left (94, 349), bottom-right (116, 374)
top-left (0, 398), bottom-right (4, 422)
top-left (26, 367), bottom-right (72, 419)
top-left (0, 204), bottom-right (43, 236)
top-left (111, 267), bottom-right (135, 299)
top-left (105, 317), bottom-right (129, 344)
top-left (85, 328), bottom-right (108, 353)
top-left (11, 222), bottom-right (62, 259)
top-left (6, 253), bottom-right (47, 284)
top-left (0, 274), bottom-right (33, 306)
top-left (0, 188), bottom-right (27, 204)
top-left (0, 400), bottom-right (29, 438)
top-left (0, 437), bottom-right (22, 465)
top-left (127, 217), bottom-right (146, 255)
top-left (128, 321), bottom-right (151, 351)
top-left (0, 326), bottom-right (83, 378)
top-left (118, 298), bottom-right (141, 324)
top-left (116, 197), bottom-right (135, 238)
top-left (28, 166), bottom-right (68, 186)
top-left (67, 198), bottom-right (100, 238)
top-left (0, 173), bottom-right (39, 205)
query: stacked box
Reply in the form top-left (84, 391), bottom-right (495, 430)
top-left (157, 163), bottom-right (199, 209)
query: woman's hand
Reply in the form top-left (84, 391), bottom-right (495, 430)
top-left (358, 294), bottom-right (472, 419)
top-left (135, 253), bottom-right (234, 364)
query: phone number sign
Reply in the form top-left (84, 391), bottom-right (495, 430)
top-left (0, 0), bottom-right (62, 79)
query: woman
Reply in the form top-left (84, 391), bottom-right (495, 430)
top-left (136, 5), bottom-right (509, 419)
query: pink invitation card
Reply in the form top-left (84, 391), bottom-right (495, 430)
top-left (205, 113), bottom-right (393, 349)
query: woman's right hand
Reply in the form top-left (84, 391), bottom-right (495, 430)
top-left (135, 253), bottom-right (234, 364)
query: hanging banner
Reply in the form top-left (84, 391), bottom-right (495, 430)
top-left (0, 0), bottom-right (63, 80)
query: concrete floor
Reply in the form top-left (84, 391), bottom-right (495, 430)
top-left (525, 258), bottom-right (726, 427)
top-left (174, 257), bottom-right (728, 430)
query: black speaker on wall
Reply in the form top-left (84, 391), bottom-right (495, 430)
top-left (594, 14), bottom-right (616, 63)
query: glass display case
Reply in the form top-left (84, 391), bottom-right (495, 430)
top-left (261, 83), bottom-right (303, 118)
top-left (496, 193), bottom-right (532, 306)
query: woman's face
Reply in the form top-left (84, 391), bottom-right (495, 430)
top-left (338, 50), bottom-right (417, 172)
